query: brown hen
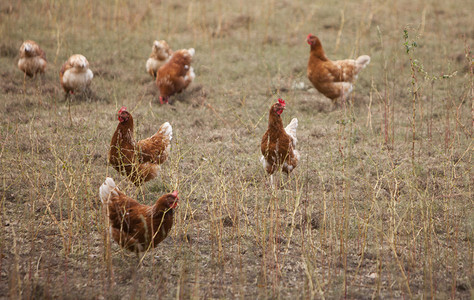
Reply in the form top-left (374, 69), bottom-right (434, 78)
top-left (109, 106), bottom-right (172, 185)
top-left (261, 98), bottom-right (300, 187)
top-left (307, 34), bottom-right (370, 102)
top-left (99, 177), bottom-right (178, 252)
top-left (156, 48), bottom-right (195, 104)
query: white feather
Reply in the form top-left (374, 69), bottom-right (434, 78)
top-left (284, 118), bottom-right (298, 147)
top-left (159, 122), bottom-right (173, 154)
top-left (146, 58), bottom-right (159, 74)
top-left (159, 122), bottom-right (172, 141)
top-left (293, 149), bottom-right (300, 161)
top-left (356, 55), bottom-right (371, 68)
top-left (99, 177), bottom-right (118, 203)
top-left (62, 66), bottom-right (93, 91)
top-left (184, 67), bottom-right (195, 82)
top-left (260, 155), bottom-right (268, 170)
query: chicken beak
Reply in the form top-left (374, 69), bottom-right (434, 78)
top-left (172, 190), bottom-right (179, 199)
top-left (170, 191), bottom-right (179, 209)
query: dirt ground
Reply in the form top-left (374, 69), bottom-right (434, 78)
top-left (0, 0), bottom-right (472, 298)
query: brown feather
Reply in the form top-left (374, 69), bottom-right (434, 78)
top-left (104, 187), bottom-right (178, 252)
top-left (261, 102), bottom-right (298, 175)
top-left (109, 109), bottom-right (171, 185)
top-left (306, 35), bottom-right (370, 100)
top-left (156, 49), bottom-right (194, 102)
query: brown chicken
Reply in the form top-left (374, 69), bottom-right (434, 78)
top-left (261, 99), bottom-right (300, 186)
top-left (146, 40), bottom-right (173, 78)
top-left (59, 54), bottom-right (93, 99)
top-left (18, 40), bottom-right (47, 78)
top-left (109, 106), bottom-right (172, 185)
top-left (156, 48), bottom-right (195, 104)
top-left (306, 34), bottom-right (370, 101)
top-left (99, 177), bottom-right (178, 252)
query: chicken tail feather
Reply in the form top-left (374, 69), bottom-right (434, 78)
top-left (184, 67), bottom-right (195, 83)
top-left (356, 55), bottom-right (371, 69)
top-left (284, 118), bottom-right (298, 144)
top-left (158, 122), bottom-right (173, 142)
top-left (99, 177), bottom-right (118, 203)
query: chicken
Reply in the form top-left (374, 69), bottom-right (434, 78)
top-left (18, 40), bottom-right (47, 78)
top-left (260, 98), bottom-right (300, 186)
top-left (59, 54), bottom-right (93, 99)
top-left (156, 48), bottom-right (195, 104)
top-left (99, 177), bottom-right (178, 253)
top-left (306, 34), bottom-right (370, 101)
top-left (109, 106), bottom-right (172, 185)
top-left (146, 40), bottom-right (173, 78)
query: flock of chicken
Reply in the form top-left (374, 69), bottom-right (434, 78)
top-left (17, 34), bottom-right (370, 253)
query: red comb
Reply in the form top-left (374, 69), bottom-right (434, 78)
top-left (171, 190), bottom-right (179, 198)
top-left (307, 34), bottom-right (313, 40)
top-left (278, 98), bottom-right (286, 106)
top-left (118, 106), bottom-right (127, 113)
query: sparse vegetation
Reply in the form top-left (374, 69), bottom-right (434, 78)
top-left (1, 0), bottom-right (472, 298)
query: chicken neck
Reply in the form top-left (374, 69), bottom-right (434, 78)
top-left (310, 41), bottom-right (328, 61)
top-left (114, 117), bottom-right (135, 145)
top-left (268, 110), bottom-right (285, 137)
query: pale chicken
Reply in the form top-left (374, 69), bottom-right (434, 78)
top-left (146, 40), bottom-right (173, 78)
top-left (59, 54), bottom-right (93, 99)
top-left (18, 40), bottom-right (47, 78)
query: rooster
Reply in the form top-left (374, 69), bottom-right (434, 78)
top-left (109, 106), bottom-right (172, 185)
top-left (156, 48), bottom-right (195, 104)
top-left (99, 177), bottom-right (178, 253)
top-left (18, 40), bottom-right (47, 78)
top-left (146, 40), bottom-right (173, 78)
top-left (261, 98), bottom-right (300, 187)
top-left (306, 34), bottom-right (370, 101)
top-left (59, 54), bottom-right (93, 100)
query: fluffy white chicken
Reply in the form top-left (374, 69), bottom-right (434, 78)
top-left (59, 54), bottom-right (93, 99)
top-left (18, 40), bottom-right (47, 78)
top-left (146, 40), bottom-right (173, 78)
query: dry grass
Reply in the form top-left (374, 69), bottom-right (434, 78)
top-left (1, 0), bottom-right (472, 298)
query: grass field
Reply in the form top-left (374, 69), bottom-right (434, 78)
top-left (1, 0), bottom-right (472, 298)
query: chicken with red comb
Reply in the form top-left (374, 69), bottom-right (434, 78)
top-left (260, 98), bottom-right (300, 187)
top-left (109, 106), bottom-right (172, 185)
